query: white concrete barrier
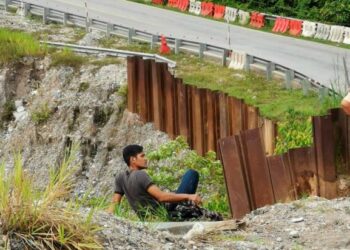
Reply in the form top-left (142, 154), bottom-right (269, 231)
top-left (224, 7), bottom-right (238, 22)
top-left (189, 0), bottom-right (196, 14)
top-left (238, 10), bottom-right (250, 25)
top-left (344, 27), bottom-right (350, 45)
top-left (194, 1), bottom-right (201, 15)
top-left (302, 21), bottom-right (316, 37)
top-left (328, 26), bottom-right (345, 43)
top-left (314, 23), bottom-right (330, 40)
top-left (228, 51), bottom-right (246, 70)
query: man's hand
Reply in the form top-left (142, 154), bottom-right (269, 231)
top-left (107, 193), bottom-right (123, 214)
top-left (188, 194), bottom-right (202, 206)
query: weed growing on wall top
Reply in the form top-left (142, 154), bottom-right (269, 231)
top-left (0, 28), bottom-right (46, 65)
top-left (146, 136), bottom-right (230, 217)
top-left (51, 48), bottom-right (85, 69)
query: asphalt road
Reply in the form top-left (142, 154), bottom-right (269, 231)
top-left (26, 0), bottom-right (350, 89)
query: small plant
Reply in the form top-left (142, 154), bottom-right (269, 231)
top-left (30, 102), bottom-right (52, 124)
top-left (117, 84), bottom-right (128, 97)
top-left (79, 81), bottom-right (90, 92)
top-left (93, 106), bottom-right (113, 126)
top-left (0, 145), bottom-right (102, 249)
top-left (51, 48), bottom-right (85, 69)
top-left (1, 100), bottom-right (16, 122)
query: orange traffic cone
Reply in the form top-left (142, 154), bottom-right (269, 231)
top-left (159, 35), bottom-right (170, 54)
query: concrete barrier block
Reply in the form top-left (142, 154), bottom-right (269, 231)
top-left (344, 27), bottom-right (350, 45)
top-left (302, 21), bottom-right (316, 37)
top-left (329, 26), bottom-right (345, 43)
top-left (224, 7), bottom-right (238, 22)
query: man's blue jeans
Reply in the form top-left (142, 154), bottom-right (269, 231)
top-left (167, 169), bottom-right (199, 211)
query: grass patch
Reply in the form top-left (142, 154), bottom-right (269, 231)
top-left (71, 27), bottom-right (87, 43)
top-left (0, 28), bottom-right (46, 65)
top-left (117, 84), bottom-right (128, 97)
top-left (7, 6), bottom-right (17, 14)
top-left (0, 147), bottom-right (102, 249)
top-left (78, 82), bottom-right (90, 92)
top-left (30, 102), bottom-right (52, 125)
top-left (90, 57), bottom-right (123, 67)
top-left (51, 48), bottom-right (85, 69)
top-left (1, 100), bottom-right (16, 122)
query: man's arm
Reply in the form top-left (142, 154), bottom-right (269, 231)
top-left (107, 193), bottom-right (123, 213)
top-left (147, 185), bottom-right (201, 205)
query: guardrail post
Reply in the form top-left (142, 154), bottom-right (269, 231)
top-left (85, 17), bottom-right (91, 32)
top-left (4, 0), bottom-right (9, 12)
top-left (199, 43), bottom-right (206, 59)
top-left (23, 3), bottom-right (30, 17)
top-left (106, 23), bottom-right (113, 37)
top-left (150, 35), bottom-right (158, 49)
top-left (266, 62), bottom-right (272, 81)
top-left (284, 70), bottom-right (292, 89)
top-left (175, 39), bottom-right (181, 54)
top-left (222, 49), bottom-right (228, 66)
top-left (244, 54), bottom-right (253, 71)
top-left (43, 7), bottom-right (49, 24)
top-left (301, 79), bottom-right (311, 96)
top-left (128, 28), bottom-right (135, 44)
top-left (63, 13), bottom-right (68, 25)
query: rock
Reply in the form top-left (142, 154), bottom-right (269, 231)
top-left (290, 217), bottom-right (304, 223)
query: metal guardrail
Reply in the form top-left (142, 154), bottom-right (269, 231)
top-left (42, 41), bottom-right (177, 68)
top-left (1, 0), bottom-right (328, 92)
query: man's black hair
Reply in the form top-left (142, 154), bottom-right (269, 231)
top-left (122, 144), bottom-right (143, 166)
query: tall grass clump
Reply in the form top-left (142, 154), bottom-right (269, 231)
top-left (51, 48), bottom-right (85, 69)
top-left (0, 146), bottom-right (102, 249)
top-left (0, 28), bottom-right (46, 65)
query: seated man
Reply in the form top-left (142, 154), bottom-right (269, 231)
top-left (108, 144), bottom-right (222, 221)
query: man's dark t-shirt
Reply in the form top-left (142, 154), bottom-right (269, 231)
top-left (114, 169), bottom-right (160, 218)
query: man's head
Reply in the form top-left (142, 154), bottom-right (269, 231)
top-left (122, 144), bottom-right (147, 169)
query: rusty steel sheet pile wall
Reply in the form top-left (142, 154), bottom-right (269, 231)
top-left (218, 108), bottom-right (350, 219)
top-left (127, 56), bottom-right (277, 156)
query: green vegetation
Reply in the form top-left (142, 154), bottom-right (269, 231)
top-left (0, 100), bottom-right (15, 122)
top-left (30, 102), bottom-right (52, 125)
top-left (117, 84), bottom-right (128, 97)
top-left (51, 48), bottom-right (85, 68)
top-left (275, 109), bottom-right (313, 154)
top-left (146, 136), bottom-right (230, 217)
top-left (0, 28), bottom-right (46, 65)
top-left (91, 57), bottom-right (123, 67)
top-left (79, 81), bottom-right (90, 92)
top-left (0, 148), bottom-right (102, 249)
